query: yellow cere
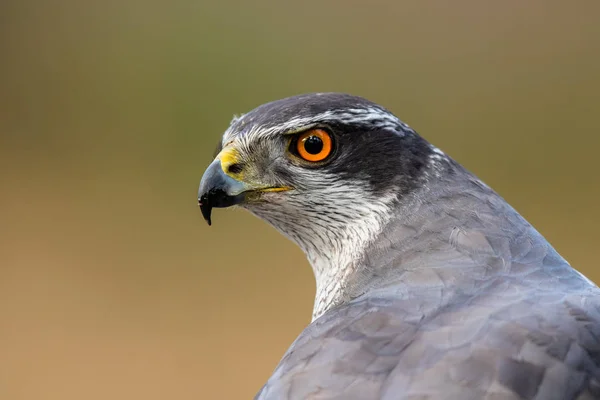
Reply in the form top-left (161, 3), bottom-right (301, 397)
top-left (216, 146), bottom-right (242, 177)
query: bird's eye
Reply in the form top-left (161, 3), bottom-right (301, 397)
top-left (295, 129), bottom-right (333, 162)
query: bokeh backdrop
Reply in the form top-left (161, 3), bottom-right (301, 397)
top-left (1, 1), bottom-right (599, 399)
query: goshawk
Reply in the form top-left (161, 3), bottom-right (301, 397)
top-left (198, 93), bottom-right (600, 400)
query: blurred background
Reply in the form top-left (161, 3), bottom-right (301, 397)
top-left (1, 0), bottom-right (599, 398)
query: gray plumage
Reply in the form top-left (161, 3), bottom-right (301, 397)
top-left (198, 93), bottom-right (600, 399)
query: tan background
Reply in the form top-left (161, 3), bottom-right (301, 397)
top-left (1, 1), bottom-right (599, 399)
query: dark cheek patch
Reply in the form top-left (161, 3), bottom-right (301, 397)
top-left (327, 128), bottom-right (432, 196)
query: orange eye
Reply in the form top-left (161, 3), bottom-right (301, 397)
top-left (296, 129), bottom-right (333, 162)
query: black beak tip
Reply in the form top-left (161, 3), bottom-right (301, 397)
top-left (198, 198), bottom-right (212, 226)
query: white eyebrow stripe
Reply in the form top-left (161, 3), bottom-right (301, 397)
top-left (223, 107), bottom-right (414, 144)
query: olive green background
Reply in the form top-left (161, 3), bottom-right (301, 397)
top-left (1, 1), bottom-right (599, 399)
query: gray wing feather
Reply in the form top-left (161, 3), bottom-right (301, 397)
top-left (256, 184), bottom-right (600, 400)
top-left (257, 275), bottom-right (600, 399)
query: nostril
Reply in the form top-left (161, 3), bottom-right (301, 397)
top-left (227, 163), bottom-right (244, 174)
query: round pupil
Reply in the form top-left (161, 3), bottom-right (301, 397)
top-left (303, 136), bottom-right (324, 155)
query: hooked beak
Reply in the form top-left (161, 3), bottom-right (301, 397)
top-left (198, 147), bottom-right (291, 226)
top-left (197, 159), bottom-right (248, 226)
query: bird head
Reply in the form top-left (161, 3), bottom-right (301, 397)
top-left (198, 93), bottom-right (439, 266)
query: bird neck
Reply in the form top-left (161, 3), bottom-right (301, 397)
top-left (307, 161), bottom-right (521, 321)
top-left (305, 192), bottom-right (398, 321)
top-left (308, 243), bottom-right (374, 321)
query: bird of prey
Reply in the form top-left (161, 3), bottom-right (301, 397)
top-left (198, 93), bottom-right (600, 399)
